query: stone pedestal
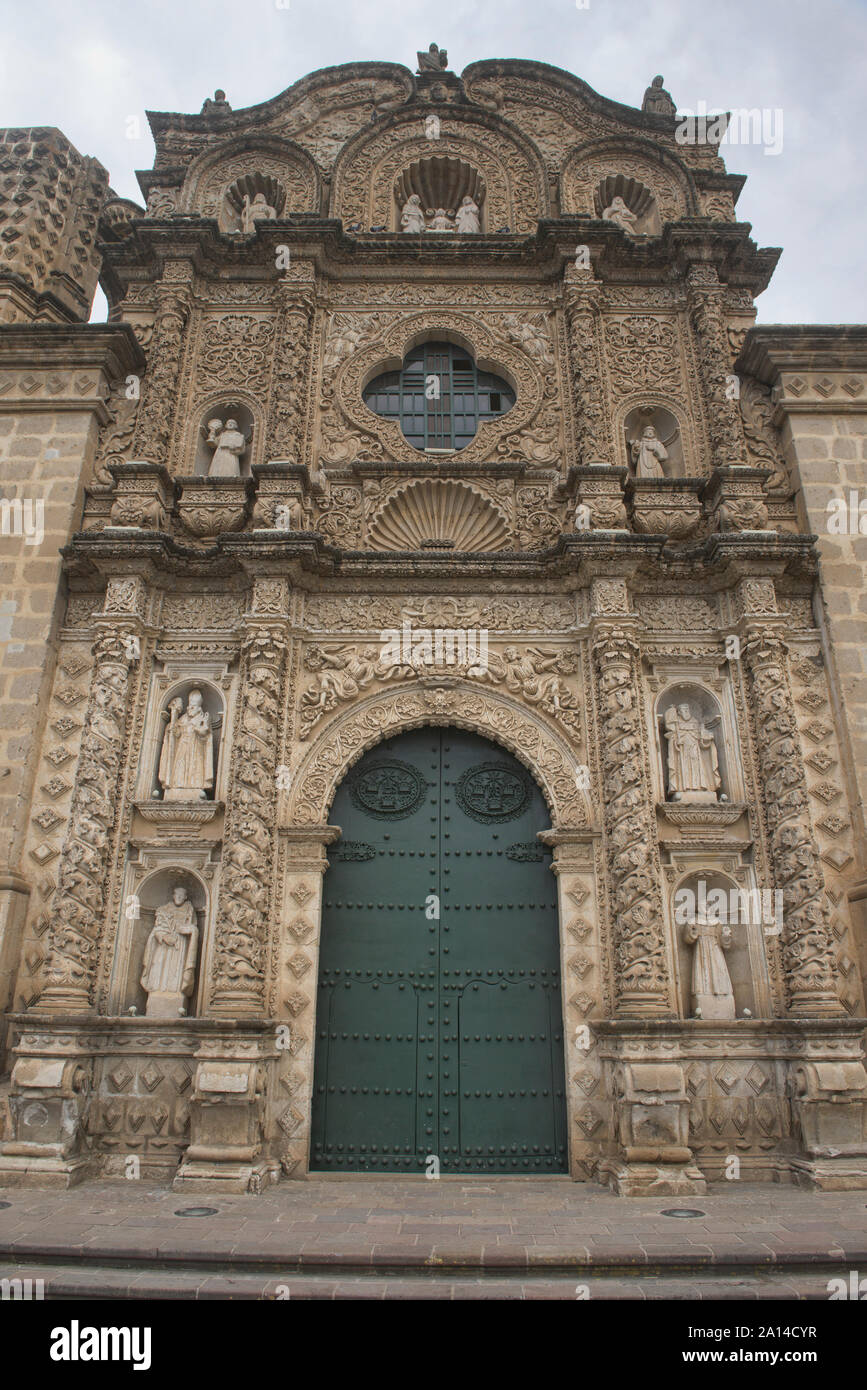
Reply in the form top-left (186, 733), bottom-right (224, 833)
top-left (175, 475), bottom-right (254, 538)
top-left (107, 460), bottom-right (174, 531)
top-left (0, 1016), bottom-right (95, 1187)
top-left (625, 477), bottom-right (703, 540)
top-left (598, 1059), bottom-right (706, 1196)
top-left (173, 1021), bottom-right (279, 1194)
top-left (701, 466), bottom-right (773, 533)
top-left (789, 1059), bottom-right (867, 1191)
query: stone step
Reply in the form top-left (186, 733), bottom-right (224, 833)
top-left (0, 1258), bottom-right (841, 1300)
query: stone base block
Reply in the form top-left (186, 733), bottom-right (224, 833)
top-left (173, 1157), bottom-right (279, 1195)
top-left (597, 1157), bottom-right (707, 1197)
top-left (790, 1157), bottom-right (867, 1192)
top-left (0, 1153), bottom-right (96, 1188)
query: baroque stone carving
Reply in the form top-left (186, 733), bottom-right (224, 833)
top-left (157, 690), bottom-right (215, 801)
top-left (742, 629), bottom-right (843, 1016)
top-left (591, 626), bottom-right (670, 1013)
top-left (210, 617), bottom-right (288, 1016)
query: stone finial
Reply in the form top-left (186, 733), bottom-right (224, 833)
top-left (200, 88), bottom-right (232, 114)
top-left (417, 43), bottom-right (448, 73)
top-left (642, 74), bottom-right (676, 116)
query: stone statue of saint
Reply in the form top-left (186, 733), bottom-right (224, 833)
top-left (602, 196), bottom-right (638, 234)
top-left (630, 424), bottom-right (668, 479)
top-left (200, 88), bottom-right (231, 115)
top-left (428, 208), bottom-right (454, 232)
top-left (642, 75), bottom-right (676, 117)
top-left (400, 194), bottom-right (426, 233)
top-left (240, 192), bottom-right (277, 233)
top-left (417, 43), bottom-right (448, 72)
top-left (455, 196), bottom-right (481, 234)
top-left (158, 689), bottom-right (214, 801)
top-left (141, 886), bottom-right (199, 1017)
top-left (684, 913), bottom-right (735, 1019)
top-left (664, 702), bottom-right (721, 803)
top-left (205, 417), bottom-right (248, 477)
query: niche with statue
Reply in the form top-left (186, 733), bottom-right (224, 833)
top-left (595, 174), bottom-right (660, 237)
top-left (191, 402), bottom-right (255, 478)
top-left (113, 869), bottom-right (207, 1019)
top-left (624, 406), bottom-right (684, 478)
top-left (657, 684), bottom-right (728, 805)
top-left (219, 173), bottom-right (285, 235)
top-left (149, 681), bottom-right (224, 804)
top-left (672, 871), bottom-right (766, 1020)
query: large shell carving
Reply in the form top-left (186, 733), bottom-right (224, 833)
top-left (367, 480), bottom-right (509, 552)
top-left (395, 157), bottom-right (486, 220)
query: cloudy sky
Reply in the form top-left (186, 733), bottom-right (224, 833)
top-left (4, 0), bottom-right (865, 324)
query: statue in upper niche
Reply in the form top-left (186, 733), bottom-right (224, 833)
top-left (417, 43), bottom-right (448, 72)
top-left (455, 196), bottom-right (481, 234)
top-left (400, 194), bottom-right (426, 234)
top-left (205, 417), bottom-right (249, 477)
top-left (664, 702), bottom-right (722, 803)
top-left (158, 689), bottom-right (214, 801)
top-left (642, 74), bottom-right (676, 116)
top-left (241, 193), bottom-right (277, 233)
top-left (602, 196), bottom-right (638, 234)
top-left (630, 424), bottom-right (668, 479)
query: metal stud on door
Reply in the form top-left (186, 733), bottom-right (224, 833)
top-left (310, 729), bottom-right (568, 1173)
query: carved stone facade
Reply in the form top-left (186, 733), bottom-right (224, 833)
top-left (1, 54), bottom-right (866, 1196)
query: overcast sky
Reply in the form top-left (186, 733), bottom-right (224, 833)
top-left (4, 0), bottom-right (865, 324)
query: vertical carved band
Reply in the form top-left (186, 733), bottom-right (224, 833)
top-left (266, 284), bottom-right (315, 461)
top-left (41, 623), bottom-right (138, 1011)
top-left (742, 628), bottom-right (842, 1015)
top-left (131, 285), bottom-right (190, 465)
top-left (591, 624), bottom-right (671, 1014)
top-left (564, 279), bottom-right (613, 466)
top-left (686, 266), bottom-right (746, 471)
top-left (209, 612), bottom-right (289, 1017)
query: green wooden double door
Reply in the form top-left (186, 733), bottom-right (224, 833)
top-left (310, 729), bottom-right (568, 1173)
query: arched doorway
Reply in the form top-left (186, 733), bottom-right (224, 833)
top-left (310, 728), bottom-right (568, 1173)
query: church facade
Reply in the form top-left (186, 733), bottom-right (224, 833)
top-left (1, 50), bottom-right (866, 1195)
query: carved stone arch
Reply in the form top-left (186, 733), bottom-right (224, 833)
top-left (329, 108), bottom-right (549, 235)
top-left (561, 136), bottom-right (698, 222)
top-left (179, 136), bottom-right (320, 221)
top-left (330, 311), bottom-right (547, 464)
top-left (286, 685), bottom-right (594, 829)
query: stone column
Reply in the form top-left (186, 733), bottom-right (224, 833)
top-left (589, 581), bottom-right (673, 1016)
top-left (266, 275), bottom-right (315, 464)
top-left (741, 621), bottom-right (845, 1017)
top-left (686, 264), bottom-right (747, 471)
top-left (39, 576), bottom-right (146, 1014)
top-left (208, 578), bottom-right (290, 1019)
top-left (131, 272), bottom-right (191, 466)
top-left (564, 271), bottom-right (613, 467)
top-left (270, 824), bottom-right (341, 1177)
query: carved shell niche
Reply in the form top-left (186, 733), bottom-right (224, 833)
top-left (595, 174), bottom-right (659, 235)
top-left (367, 480), bottom-right (509, 552)
top-left (394, 157), bottom-right (486, 228)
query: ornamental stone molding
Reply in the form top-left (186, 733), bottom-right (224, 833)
top-left (283, 683), bottom-right (595, 830)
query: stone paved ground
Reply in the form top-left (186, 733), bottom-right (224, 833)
top-left (1, 1178), bottom-right (866, 1299)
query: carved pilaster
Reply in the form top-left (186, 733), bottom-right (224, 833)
top-left (208, 579), bottom-right (290, 1018)
top-left (564, 275), bottom-right (613, 466)
top-left (742, 625), bottom-right (844, 1016)
top-left (686, 265), bottom-right (747, 471)
top-left (266, 279), bottom-right (315, 463)
top-left (590, 596), bottom-right (672, 1016)
top-left (131, 278), bottom-right (191, 465)
top-left (40, 578), bottom-right (146, 1013)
